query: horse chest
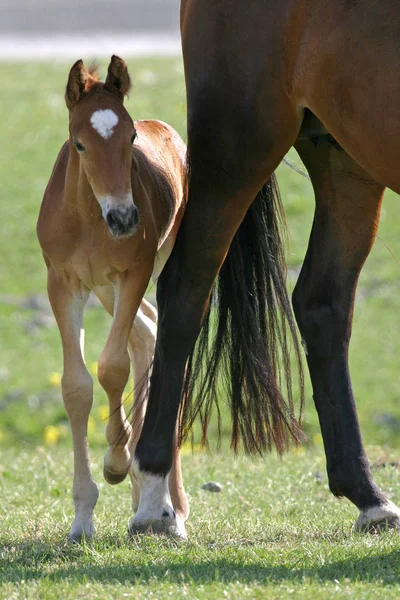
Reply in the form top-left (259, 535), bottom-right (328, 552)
top-left (73, 258), bottom-right (119, 288)
top-left (49, 245), bottom-right (129, 290)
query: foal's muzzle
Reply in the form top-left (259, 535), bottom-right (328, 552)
top-left (105, 204), bottom-right (139, 237)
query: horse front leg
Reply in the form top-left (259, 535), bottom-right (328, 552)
top-left (294, 138), bottom-right (400, 530)
top-left (97, 271), bottom-right (151, 485)
top-left (128, 301), bottom-right (189, 526)
top-left (130, 1), bottom-right (304, 538)
top-left (130, 144), bottom-right (301, 539)
top-left (47, 267), bottom-right (98, 542)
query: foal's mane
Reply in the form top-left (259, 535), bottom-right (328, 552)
top-left (83, 63), bottom-right (101, 92)
top-left (133, 144), bottom-right (177, 246)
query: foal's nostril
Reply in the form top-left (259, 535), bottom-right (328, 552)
top-left (106, 211), bottom-right (117, 231)
top-left (131, 206), bottom-right (139, 227)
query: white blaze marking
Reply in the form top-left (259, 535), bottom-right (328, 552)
top-left (90, 109), bottom-right (119, 139)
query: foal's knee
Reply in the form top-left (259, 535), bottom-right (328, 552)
top-left (62, 370), bottom-right (93, 418)
top-left (98, 348), bottom-right (131, 397)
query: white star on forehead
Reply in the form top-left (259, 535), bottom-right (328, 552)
top-left (90, 109), bottom-right (119, 139)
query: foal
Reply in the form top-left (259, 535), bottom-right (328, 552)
top-left (37, 56), bottom-right (189, 541)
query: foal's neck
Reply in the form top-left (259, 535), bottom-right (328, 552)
top-left (64, 146), bottom-right (102, 223)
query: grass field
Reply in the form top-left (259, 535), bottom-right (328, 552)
top-left (1, 448), bottom-right (400, 599)
top-left (1, 57), bottom-right (400, 598)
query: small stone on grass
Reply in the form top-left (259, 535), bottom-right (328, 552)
top-left (201, 481), bottom-right (222, 493)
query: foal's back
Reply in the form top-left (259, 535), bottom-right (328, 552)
top-left (131, 119), bottom-right (186, 249)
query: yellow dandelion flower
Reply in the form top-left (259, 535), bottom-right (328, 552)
top-left (294, 446), bottom-right (306, 455)
top-left (48, 372), bottom-right (62, 387)
top-left (44, 425), bottom-right (61, 445)
top-left (193, 443), bottom-right (205, 454)
top-left (87, 416), bottom-right (96, 434)
top-left (180, 443), bottom-right (205, 456)
top-left (312, 433), bottom-right (323, 447)
top-left (97, 405), bottom-right (109, 421)
top-left (89, 362), bottom-right (98, 377)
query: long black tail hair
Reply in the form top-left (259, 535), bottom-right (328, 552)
top-left (180, 175), bottom-right (305, 454)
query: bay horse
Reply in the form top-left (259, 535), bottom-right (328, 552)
top-left (37, 56), bottom-right (189, 541)
top-left (128, 0), bottom-right (400, 537)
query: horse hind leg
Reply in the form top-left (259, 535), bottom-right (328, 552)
top-left (293, 137), bottom-right (400, 531)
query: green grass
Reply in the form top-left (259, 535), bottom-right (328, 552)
top-left (1, 448), bottom-right (400, 599)
top-left (1, 57), bottom-right (400, 598)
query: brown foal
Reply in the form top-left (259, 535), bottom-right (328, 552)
top-left (37, 56), bottom-right (188, 541)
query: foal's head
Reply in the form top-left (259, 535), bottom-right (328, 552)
top-left (65, 56), bottom-right (138, 237)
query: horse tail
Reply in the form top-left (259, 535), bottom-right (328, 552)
top-left (181, 175), bottom-right (305, 454)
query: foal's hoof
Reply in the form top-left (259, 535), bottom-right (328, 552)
top-left (68, 519), bottom-right (95, 544)
top-left (128, 513), bottom-right (187, 541)
top-left (103, 465), bottom-right (128, 485)
top-left (355, 500), bottom-right (400, 533)
top-left (103, 447), bottom-right (131, 485)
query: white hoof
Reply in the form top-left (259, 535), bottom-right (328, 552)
top-left (128, 464), bottom-right (187, 540)
top-left (355, 500), bottom-right (400, 532)
top-left (128, 512), bottom-right (187, 540)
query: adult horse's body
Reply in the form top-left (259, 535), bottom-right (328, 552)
top-left (38, 56), bottom-right (188, 541)
top-left (129, 0), bottom-right (400, 536)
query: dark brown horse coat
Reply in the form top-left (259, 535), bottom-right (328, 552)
top-left (128, 1), bottom-right (400, 536)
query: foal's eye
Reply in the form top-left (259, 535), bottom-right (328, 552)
top-left (73, 138), bottom-right (85, 153)
top-left (131, 131), bottom-right (137, 144)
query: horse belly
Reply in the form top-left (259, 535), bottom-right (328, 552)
top-left (300, 3), bottom-right (400, 191)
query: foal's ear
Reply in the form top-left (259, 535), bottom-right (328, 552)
top-left (65, 59), bottom-right (87, 109)
top-left (104, 55), bottom-right (131, 102)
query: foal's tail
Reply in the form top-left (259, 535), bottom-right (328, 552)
top-left (181, 176), bottom-right (304, 454)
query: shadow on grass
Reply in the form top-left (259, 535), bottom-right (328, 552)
top-left (0, 535), bottom-right (399, 586)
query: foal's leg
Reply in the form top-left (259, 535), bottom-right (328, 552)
top-left (48, 268), bottom-right (98, 542)
top-left (94, 288), bottom-right (189, 521)
top-left (293, 138), bottom-right (400, 530)
top-left (128, 304), bottom-right (156, 511)
top-left (98, 272), bottom-right (151, 485)
top-left (94, 286), bottom-right (151, 485)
